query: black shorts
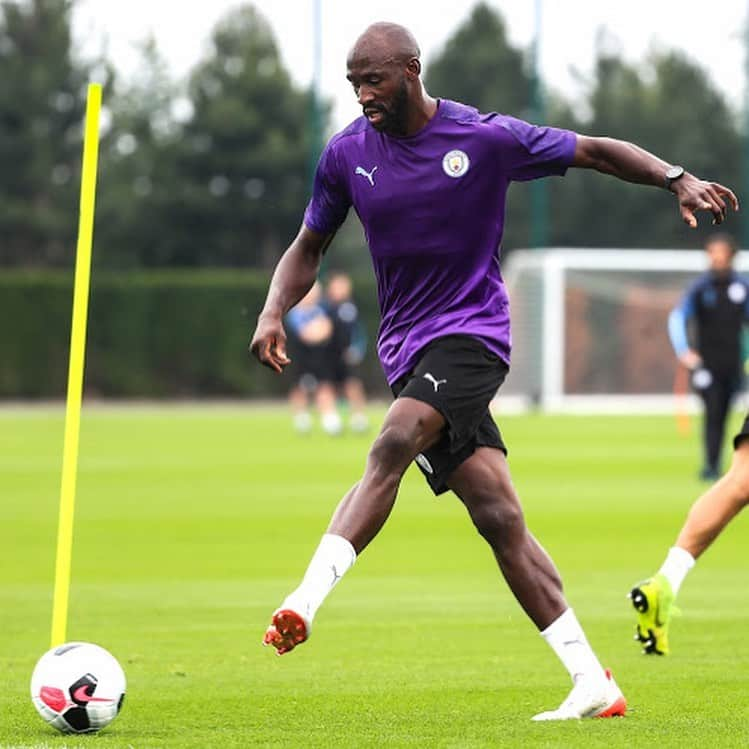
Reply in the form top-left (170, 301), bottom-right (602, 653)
top-left (734, 413), bottom-right (749, 449)
top-left (332, 357), bottom-right (351, 386)
top-left (390, 335), bottom-right (508, 495)
top-left (291, 345), bottom-right (337, 390)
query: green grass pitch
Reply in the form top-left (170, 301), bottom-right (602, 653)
top-left (2, 405), bottom-right (749, 748)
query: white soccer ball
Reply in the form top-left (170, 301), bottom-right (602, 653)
top-left (30, 642), bottom-right (126, 734)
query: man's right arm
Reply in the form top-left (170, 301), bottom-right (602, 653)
top-left (249, 224), bottom-right (334, 373)
top-left (573, 136), bottom-right (739, 228)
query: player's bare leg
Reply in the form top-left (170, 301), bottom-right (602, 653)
top-left (264, 398), bottom-right (444, 654)
top-left (326, 398), bottom-right (443, 549)
top-left (675, 440), bottom-right (749, 558)
top-left (447, 448), bottom-right (565, 627)
top-left (447, 448), bottom-right (625, 720)
top-left (630, 441), bottom-right (749, 655)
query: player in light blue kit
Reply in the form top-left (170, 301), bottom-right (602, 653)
top-left (250, 22), bottom-right (737, 720)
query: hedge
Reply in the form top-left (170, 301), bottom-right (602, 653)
top-left (0, 270), bottom-right (386, 398)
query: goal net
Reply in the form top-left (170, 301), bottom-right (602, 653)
top-left (500, 248), bottom-right (749, 412)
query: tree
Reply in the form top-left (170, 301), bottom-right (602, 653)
top-left (426, 2), bottom-right (532, 117)
top-left (157, 4), bottom-right (318, 267)
top-left (0, 0), bottom-right (105, 266)
top-left (95, 36), bottom-right (179, 267)
top-left (550, 49), bottom-right (743, 248)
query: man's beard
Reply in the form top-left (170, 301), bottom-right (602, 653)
top-left (370, 79), bottom-right (409, 135)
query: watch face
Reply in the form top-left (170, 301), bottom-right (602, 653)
top-left (666, 165), bottom-right (684, 180)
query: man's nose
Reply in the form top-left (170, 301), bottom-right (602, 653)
top-left (358, 85), bottom-right (374, 107)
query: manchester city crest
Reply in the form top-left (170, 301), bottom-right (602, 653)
top-left (728, 281), bottom-right (747, 304)
top-left (442, 149), bottom-right (470, 178)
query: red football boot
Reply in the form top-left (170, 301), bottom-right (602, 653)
top-left (262, 609), bottom-right (310, 655)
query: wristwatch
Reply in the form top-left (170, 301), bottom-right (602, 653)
top-left (664, 165), bottom-right (685, 190)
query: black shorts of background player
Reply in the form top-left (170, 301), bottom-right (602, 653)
top-left (668, 233), bottom-right (749, 480)
top-left (285, 283), bottom-right (342, 435)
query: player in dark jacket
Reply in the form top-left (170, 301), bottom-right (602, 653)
top-left (668, 233), bottom-right (749, 479)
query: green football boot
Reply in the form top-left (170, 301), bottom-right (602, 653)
top-left (629, 573), bottom-right (675, 655)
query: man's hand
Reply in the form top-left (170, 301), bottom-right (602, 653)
top-left (250, 314), bottom-right (291, 374)
top-left (672, 175), bottom-right (739, 229)
top-left (679, 349), bottom-right (702, 370)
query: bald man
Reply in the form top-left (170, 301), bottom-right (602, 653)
top-left (251, 22), bottom-right (738, 720)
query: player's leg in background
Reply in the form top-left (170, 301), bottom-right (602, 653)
top-left (263, 397), bottom-right (445, 653)
top-left (446, 447), bottom-right (625, 720)
top-left (343, 376), bottom-right (369, 432)
top-left (715, 374), bottom-right (737, 473)
top-left (289, 381), bottom-right (313, 434)
top-left (630, 441), bottom-right (749, 655)
top-left (717, 374), bottom-right (740, 467)
top-left (315, 380), bottom-right (343, 435)
top-left (700, 377), bottom-right (730, 479)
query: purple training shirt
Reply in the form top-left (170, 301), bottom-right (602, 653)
top-left (303, 99), bottom-right (577, 385)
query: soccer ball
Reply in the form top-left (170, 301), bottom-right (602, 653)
top-left (30, 642), bottom-right (126, 734)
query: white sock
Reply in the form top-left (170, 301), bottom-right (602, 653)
top-left (281, 533), bottom-right (356, 623)
top-left (658, 546), bottom-right (695, 596)
top-left (541, 608), bottom-right (607, 684)
top-left (293, 411), bottom-right (312, 433)
top-left (321, 411), bottom-right (343, 435)
top-left (350, 412), bottom-right (369, 433)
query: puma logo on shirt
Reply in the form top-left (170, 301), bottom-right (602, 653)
top-left (355, 165), bottom-right (378, 186)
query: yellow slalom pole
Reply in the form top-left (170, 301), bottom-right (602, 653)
top-left (50, 83), bottom-right (102, 647)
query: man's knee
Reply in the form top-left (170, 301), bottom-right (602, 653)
top-left (367, 425), bottom-right (416, 478)
top-left (466, 483), bottom-right (526, 547)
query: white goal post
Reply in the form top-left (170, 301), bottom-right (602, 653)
top-left (500, 248), bottom-right (749, 412)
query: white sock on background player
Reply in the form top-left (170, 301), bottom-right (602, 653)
top-left (658, 546), bottom-right (695, 595)
top-left (321, 411), bottom-right (343, 435)
top-left (541, 608), bottom-right (607, 684)
top-left (293, 411), bottom-right (312, 433)
top-left (281, 533), bottom-right (357, 623)
top-left (350, 412), bottom-right (370, 433)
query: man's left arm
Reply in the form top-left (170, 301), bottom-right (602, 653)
top-left (573, 135), bottom-right (739, 228)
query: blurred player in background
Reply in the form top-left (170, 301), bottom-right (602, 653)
top-left (251, 22), bottom-right (737, 720)
top-left (668, 233), bottom-right (749, 480)
top-left (325, 272), bottom-right (369, 433)
top-left (285, 282), bottom-right (342, 435)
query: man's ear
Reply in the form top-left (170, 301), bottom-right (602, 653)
top-left (406, 57), bottom-right (421, 80)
